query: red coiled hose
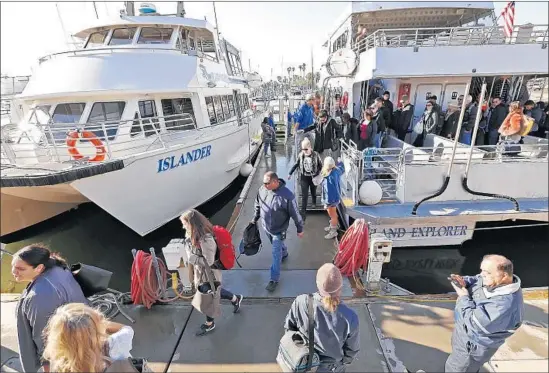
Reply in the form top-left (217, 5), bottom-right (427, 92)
top-left (130, 250), bottom-right (177, 309)
top-left (334, 219), bottom-right (369, 277)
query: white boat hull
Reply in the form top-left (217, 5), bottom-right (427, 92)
top-left (1, 116), bottom-right (263, 237)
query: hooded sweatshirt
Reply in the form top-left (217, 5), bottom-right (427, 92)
top-left (253, 179), bottom-right (304, 234)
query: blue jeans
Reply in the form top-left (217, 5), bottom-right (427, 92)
top-left (445, 324), bottom-right (499, 372)
top-left (266, 231), bottom-right (288, 282)
top-left (488, 128), bottom-right (500, 145)
top-left (264, 141), bottom-right (273, 154)
top-left (374, 131), bottom-right (385, 148)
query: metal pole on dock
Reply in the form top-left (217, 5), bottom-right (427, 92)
top-left (149, 248), bottom-right (166, 299)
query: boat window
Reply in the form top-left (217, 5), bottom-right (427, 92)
top-left (137, 27), bottom-right (174, 45)
top-left (234, 94), bottom-right (242, 115)
top-left (85, 30), bottom-right (109, 48)
top-left (52, 103), bottom-right (86, 124)
top-left (161, 98), bottom-right (195, 131)
top-left (205, 96), bottom-right (217, 125)
top-left (109, 27), bottom-right (137, 46)
top-left (86, 102), bottom-right (125, 140)
top-left (227, 95), bottom-right (235, 118)
top-left (138, 100), bottom-right (160, 137)
top-left (213, 96), bottom-right (224, 122)
top-left (220, 96), bottom-right (230, 121)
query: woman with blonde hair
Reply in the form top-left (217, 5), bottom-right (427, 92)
top-left (320, 156), bottom-right (344, 239)
top-left (284, 263), bottom-right (360, 372)
top-left (43, 303), bottom-right (135, 372)
top-left (498, 101), bottom-right (525, 143)
top-left (180, 209), bottom-right (243, 336)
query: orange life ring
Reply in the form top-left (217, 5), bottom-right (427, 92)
top-left (66, 130), bottom-right (106, 162)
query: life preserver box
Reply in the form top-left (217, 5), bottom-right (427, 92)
top-left (66, 130), bottom-right (106, 162)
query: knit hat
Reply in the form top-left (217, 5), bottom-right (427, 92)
top-left (316, 263), bottom-right (343, 297)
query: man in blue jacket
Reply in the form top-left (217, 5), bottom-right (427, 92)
top-left (252, 171), bottom-right (304, 292)
top-left (294, 94), bottom-right (316, 154)
top-left (446, 254), bottom-right (523, 372)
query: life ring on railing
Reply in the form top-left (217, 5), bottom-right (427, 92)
top-left (66, 130), bottom-right (106, 162)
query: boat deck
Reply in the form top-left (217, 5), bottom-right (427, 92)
top-left (1, 142), bottom-right (547, 372)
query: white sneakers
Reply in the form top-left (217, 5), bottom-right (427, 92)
top-left (324, 225), bottom-right (338, 239)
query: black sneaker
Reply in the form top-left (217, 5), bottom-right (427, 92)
top-left (195, 322), bottom-right (215, 336)
top-left (232, 294), bottom-right (243, 313)
top-left (266, 280), bottom-right (278, 292)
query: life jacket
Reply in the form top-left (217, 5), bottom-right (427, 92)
top-left (212, 225), bottom-right (235, 270)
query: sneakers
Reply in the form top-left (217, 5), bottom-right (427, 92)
top-left (266, 280), bottom-right (279, 292)
top-left (324, 228), bottom-right (338, 239)
top-left (232, 294), bottom-right (243, 313)
top-left (324, 226), bottom-right (332, 232)
top-left (196, 322), bottom-right (215, 336)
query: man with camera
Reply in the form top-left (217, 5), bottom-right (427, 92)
top-left (446, 255), bottom-right (524, 372)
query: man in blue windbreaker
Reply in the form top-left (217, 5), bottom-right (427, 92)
top-left (294, 94), bottom-right (316, 154)
top-left (445, 254), bottom-right (523, 372)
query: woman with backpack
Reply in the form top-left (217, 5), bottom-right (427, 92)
top-left (283, 263), bottom-right (360, 372)
top-left (43, 303), bottom-right (138, 372)
top-left (288, 137), bottom-right (323, 219)
top-left (180, 209), bottom-right (243, 336)
top-left (321, 157), bottom-right (344, 240)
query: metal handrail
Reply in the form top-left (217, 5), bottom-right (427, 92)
top-left (352, 24), bottom-right (549, 54)
top-left (38, 46), bottom-right (218, 64)
top-left (0, 110), bottom-right (263, 167)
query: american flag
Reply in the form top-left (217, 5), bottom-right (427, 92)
top-left (501, 1), bottom-right (516, 38)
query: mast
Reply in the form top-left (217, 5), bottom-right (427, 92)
top-left (213, 2), bottom-right (222, 44)
top-left (55, 3), bottom-right (69, 48)
top-left (92, 2), bottom-right (99, 19)
top-left (124, 1), bottom-right (135, 16)
top-left (176, 1), bottom-right (185, 17)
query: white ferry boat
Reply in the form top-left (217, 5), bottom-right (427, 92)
top-left (320, 1), bottom-right (548, 247)
top-left (0, 2), bottom-right (264, 237)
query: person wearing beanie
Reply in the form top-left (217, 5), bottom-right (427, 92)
top-left (284, 263), bottom-right (360, 372)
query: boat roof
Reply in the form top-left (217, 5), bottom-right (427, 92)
top-left (73, 15), bottom-right (216, 38)
top-left (353, 2), bottom-right (494, 29)
top-left (325, 1), bottom-right (495, 43)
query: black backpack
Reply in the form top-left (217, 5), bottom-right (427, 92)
top-left (238, 223), bottom-right (262, 260)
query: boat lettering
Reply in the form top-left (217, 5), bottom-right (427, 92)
top-left (157, 145), bottom-right (212, 173)
top-left (371, 224), bottom-right (469, 239)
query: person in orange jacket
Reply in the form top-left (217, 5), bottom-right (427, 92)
top-left (498, 101), bottom-right (524, 143)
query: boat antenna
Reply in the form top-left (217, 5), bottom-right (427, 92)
top-left (55, 3), bottom-right (70, 48)
top-left (213, 2), bottom-right (222, 43)
top-left (92, 2), bottom-right (99, 19)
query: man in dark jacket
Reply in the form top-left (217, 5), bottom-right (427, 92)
top-left (252, 171), bottom-right (304, 292)
top-left (375, 97), bottom-right (390, 133)
top-left (382, 91), bottom-right (394, 130)
top-left (394, 95), bottom-right (414, 141)
top-left (314, 110), bottom-right (343, 158)
top-left (341, 113), bottom-right (359, 145)
top-left (488, 97), bottom-right (507, 145)
top-left (524, 100), bottom-right (543, 136)
top-left (372, 99), bottom-right (386, 147)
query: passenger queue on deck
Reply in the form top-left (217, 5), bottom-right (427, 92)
top-left (8, 89), bottom-right (541, 372)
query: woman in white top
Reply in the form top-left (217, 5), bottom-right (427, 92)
top-left (42, 303), bottom-right (134, 372)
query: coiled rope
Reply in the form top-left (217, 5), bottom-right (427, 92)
top-left (130, 250), bottom-right (193, 310)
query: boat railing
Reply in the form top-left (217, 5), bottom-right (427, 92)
top-left (342, 142), bottom-right (548, 205)
top-left (1, 110), bottom-right (264, 168)
top-left (352, 24), bottom-right (549, 54)
top-left (38, 46), bottom-right (218, 64)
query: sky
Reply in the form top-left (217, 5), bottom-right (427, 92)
top-left (1, 1), bottom-right (548, 80)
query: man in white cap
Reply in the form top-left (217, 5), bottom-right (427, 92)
top-left (294, 94), bottom-right (316, 155)
top-left (284, 263), bottom-right (360, 372)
